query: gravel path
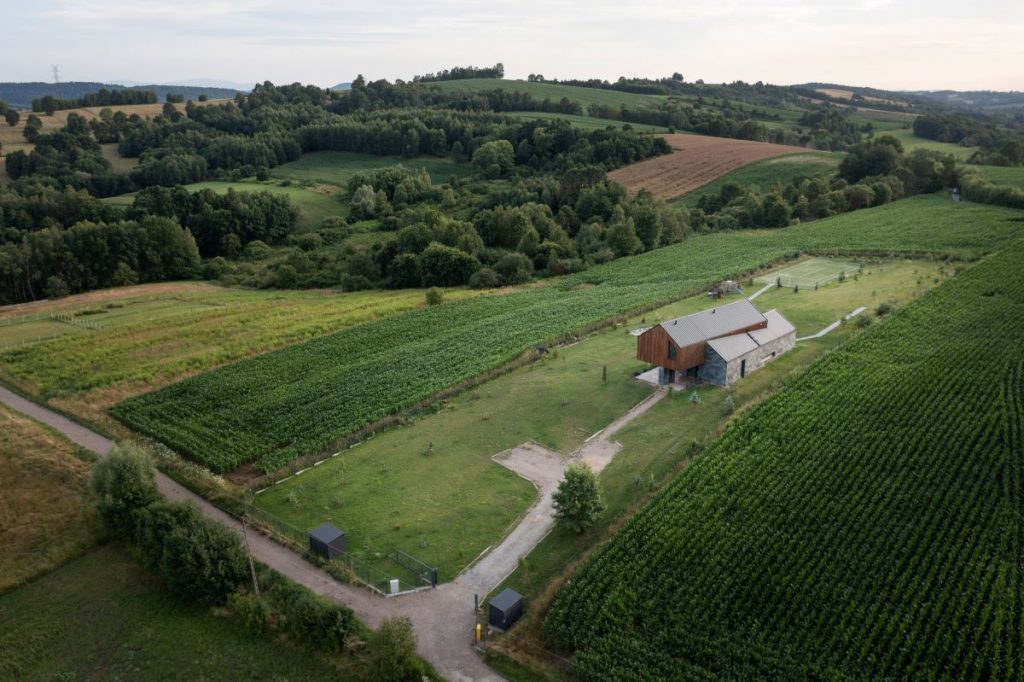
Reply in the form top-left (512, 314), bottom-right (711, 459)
top-left (1, 384), bottom-right (665, 681)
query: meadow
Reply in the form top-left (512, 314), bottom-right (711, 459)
top-left (271, 150), bottom-right (478, 186)
top-left (0, 283), bottom-right (482, 434)
top-left (258, 258), bottom-right (942, 578)
top-left (104, 180), bottom-right (346, 231)
top-left (111, 196), bottom-right (1024, 474)
top-left (673, 152), bottom-right (840, 208)
top-left (884, 127), bottom-right (978, 160)
top-left (427, 78), bottom-right (665, 109)
top-left (0, 405), bottom-right (102, 591)
top-left (544, 237), bottom-right (1024, 680)
top-left (503, 111), bottom-right (670, 133)
top-left (974, 164), bottom-right (1024, 189)
top-left (0, 545), bottom-right (343, 680)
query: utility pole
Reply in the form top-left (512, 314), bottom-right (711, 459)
top-left (241, 496), bottom-right (261, 596)
top-left (51, 64), bottom-right (61, 87)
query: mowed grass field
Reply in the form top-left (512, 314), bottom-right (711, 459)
top-left (608, 134), bottom-right (809, 200)
top-left (0, 282), bottom-right (483, 434)
top-left (271, 151), bottom-right (478, 186)
top-left (103, 180), bottom-right (346, 231)
top-left (755, 257), bottom-right (862, 288)
top-left (674, 153), bottom-right (840, 208)
top-left (974, 164), bottom-right (1024, 188)
top-left (0, 405), bottom-right (102, 592)
top-left (884, 127), bottom-right (978, 160)
top-left (0, 545), bottom-right (341, 681)
top-left (258, 258), bottom-right (942, 578)
top-left (110, 196), bottom-right (1024, 475)
top-left (543, 238), bottom-right (1024, 680)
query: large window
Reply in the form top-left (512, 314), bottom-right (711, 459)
top-left (668, 342), bottom-right (677, 360)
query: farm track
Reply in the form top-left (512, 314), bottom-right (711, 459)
top-left (608, 134), bottom-right (807, 200)
top-left (0, 381), bottom-right (666, 681)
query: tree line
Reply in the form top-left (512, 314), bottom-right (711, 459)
top-left (32, 88), bottom-right (158, 114)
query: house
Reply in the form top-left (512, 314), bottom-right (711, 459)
top-left (636, 299), bottom-right (795, 386)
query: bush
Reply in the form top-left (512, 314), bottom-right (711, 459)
top-left (368, 617), bottom-right (424, 681)
top-left (723, 395), bottom-right (736, 415)
top-left (553, 463), bottom-right (606, 534)
top-left (425, 287), bottom-right (444, 305)
top-left (468, 267), bottom-right (500, 289)
top-left (89, 442), bottom-right (161, 540)
top-left (876, 302), bottom-right (894, 316)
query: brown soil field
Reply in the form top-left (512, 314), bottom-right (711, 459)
top-left (608, 134), bottom-right (808, 200)
top-left (815, 87), bottom-right (897, 106)
top-left (0, 99), bottom-right (229, 184)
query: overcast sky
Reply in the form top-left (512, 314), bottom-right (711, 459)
top-left (5, 0), bottom-right (1022, 91)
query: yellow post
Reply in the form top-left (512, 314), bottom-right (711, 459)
top-left (476, 623), bottom-right (482, 642)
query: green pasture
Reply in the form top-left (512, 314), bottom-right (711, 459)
top-left (271, 151), bottom-right (478, 187)
top-left (428, 78), bottom-right (665, 109)
top-left (883, 128), bottom-right (978, 160)
top-left (674, 153), bottom-right (840, 208)
top-left (103, 180), bottom-right (345, 230)
top-left (0, 545), bottom-right (341, 681)
top-left (504, 111), bottom-right (669, 133)
top-left (973, 164), bottom-right (1024, 188)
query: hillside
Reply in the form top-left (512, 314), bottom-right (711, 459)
top-left (0, 82), bottom-right (239, 109)
top-left (545, 238), bottom-right (1024, 679)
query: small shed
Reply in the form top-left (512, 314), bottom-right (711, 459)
top-left (308, 522), bottom-right (347, 560)
top-left (489, 588), bottom-right (524, 631)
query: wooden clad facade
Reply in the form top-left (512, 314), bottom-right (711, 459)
top-left (636, 319), bottom-right (768, 372)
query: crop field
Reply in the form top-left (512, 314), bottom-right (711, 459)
top-left (674, 153), bottom-right (840, 208)
top-left (754, 256), bottom-right (862, 288)
top-left (103, 180), bottom-right (345, 231)
top-left (0, 405), bottom-right (102, 591)
top-left (256, 258), bottom-right (938, 579)
top-left (0, 283), bottom-right (482, 433)
top-left (271, 150), bottom-right (478, 186)
top-left (544, 238), bottom-right (1024, 680)
top-left (975, 164), bottom-right (1024, 189)
top-left (504, 111), bottom-right (669, 133)
top-left (0, 545), bottom-right (342, 680)
top-left (111, 196), bottom-right (1024, 474)
top-left (608, 134), bottom-right (808, 200)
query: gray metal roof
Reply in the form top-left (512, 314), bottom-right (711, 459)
top-left (707, 333), bottom-right (759, 361)
top-left (748, 309), bottom-right (796, 345)
top-left (660, 299), bottom-right (766, 347)
top-left (309, 522), bottom-right (345, 543)
top-left (491, 587), bottom-right (523, 611)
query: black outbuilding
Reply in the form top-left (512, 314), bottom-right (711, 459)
top-left (308, 522), bottom-right (347, 559)
top-left (488, 588), bottom-right (524, 631)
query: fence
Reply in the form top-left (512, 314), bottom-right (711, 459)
top-left (389, 547), bottom-right (440, 587)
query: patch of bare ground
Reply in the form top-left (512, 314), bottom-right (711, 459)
top-left (608, 133), bottom-right (807, 200)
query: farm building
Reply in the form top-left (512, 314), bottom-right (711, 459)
top-left (636, 299), bottom-right (795, 386)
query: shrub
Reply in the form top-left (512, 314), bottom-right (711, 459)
top-left (876, 302), bottom-right (894, 316)
top-left (468, 267), bottom-right (500, 289)
top-left (425, 287), bottom-right (444, 306)
top-left (723, 395), bottom-right (736, 415)
top-left (89, 442), bottom-right (161, 540)
top-left (368, 617), bottom-right (423, 682)
top-left (553, 463), bottom-right (606, 534)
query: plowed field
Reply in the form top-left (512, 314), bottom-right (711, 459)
top-left (608, 133), bottom-right (807, 200)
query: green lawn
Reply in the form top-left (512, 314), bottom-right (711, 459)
top-left (0, 545), bottom-right (340, 681)
top-left (974, 164), bottom-right (1024, 188)
top-left (674, 153), bottom-right (840, 208)
top-left (271, 151), bottom-right (478, 186)
top-left (257, 258), bottom-right (943, 580)
top-left (504, 111), bottom-right (669, 133)
top-left (103, 180), bottom-right (345, 231)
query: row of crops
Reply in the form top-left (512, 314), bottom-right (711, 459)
top-left (112, 195), bottom-right (1024, 473)
top-left (543, 237), bottom-right (1024, 680)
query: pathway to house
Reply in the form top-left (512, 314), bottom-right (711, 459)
top-left (0, 383), bottom-right (665, 681)
top-left (747, 282), bottom-right (775, 301)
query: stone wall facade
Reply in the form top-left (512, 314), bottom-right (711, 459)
top-left (700, 330), bottom-right (796, 386)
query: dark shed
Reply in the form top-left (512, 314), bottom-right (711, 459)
top-left (488, 588), bottom-right (524, 631)
top-left (308, 522), bottom-right (347, 559)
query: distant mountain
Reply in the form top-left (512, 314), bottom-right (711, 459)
top-left (332, 82), bottom-right (352, 91)
top-left (0, 81), bottom-right (241, 109)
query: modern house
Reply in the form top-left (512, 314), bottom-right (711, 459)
top-left (636, 299), bottom-right (795, 386)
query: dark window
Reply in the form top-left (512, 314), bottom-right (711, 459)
top-left (667, 342), bottom-right (677, 360)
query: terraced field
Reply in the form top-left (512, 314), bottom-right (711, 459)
top-left (674, 153), bottom-right (840, 208)
top-left (608, 134), bottom-right (808, 200)
top-left (111, 196), bottom-right (1024, 473)
top-left (544, 237), bottom-right (1024, 680)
